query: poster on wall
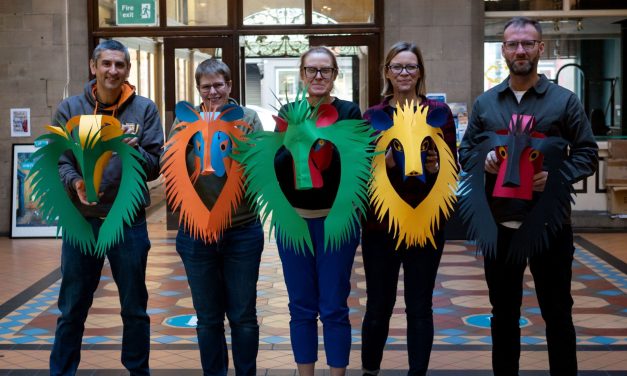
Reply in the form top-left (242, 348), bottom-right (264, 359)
top-left (448, 102), bottom-right (468, 144)
top-left (426, 93), bottom-right (447, 103)
top-left (10, 108), bottom-right (31, 137)
top-left (11, 143), bottom-right (59, 238)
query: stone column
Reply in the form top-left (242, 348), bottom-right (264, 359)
top-left (384, 0), bottom-right (484, 108)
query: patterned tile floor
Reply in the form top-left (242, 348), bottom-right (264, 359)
top-left (0, 192), bottom-right (626, 375)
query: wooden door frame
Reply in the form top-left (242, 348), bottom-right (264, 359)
top-left (163, 36), bottom-right (235, 136)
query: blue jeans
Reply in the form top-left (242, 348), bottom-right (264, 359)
top-left (360, 228), bottom-right (444, 376)
top-left (50, 215), bottom-right (151, 376)
top-left (176, 219), bottom-right (264, 376)
top-left (485, 224), bottom-right (577, 376)
top-left (277, 217), bottom-right (359, 368)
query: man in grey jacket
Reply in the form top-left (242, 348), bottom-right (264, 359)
top-left (50, 39), bottom-right (163, 376)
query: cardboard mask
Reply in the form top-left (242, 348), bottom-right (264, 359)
top-left (27, 115), bottom-right (146, 256)
top-left (457, 113), bottom-right (573, 259)
top-left (368, 101), bottom-right (458, 249)
top-left (493, 115), bottom-right (546, 200)
top-left (161, 102), bottom-right (249, 243)
top-left (233, 89), bottom-right (376, 254)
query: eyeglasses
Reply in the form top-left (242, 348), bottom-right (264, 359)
top-left (198, 81), bottom-right (229, 92)
top-left (386, 64), bottom-right (420, 75)
top-left (503, 40), bottom-right (540, 52)
top-left (302, 66), bottom-right (336, 79)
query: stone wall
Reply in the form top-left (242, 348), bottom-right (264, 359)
top-left (0, 0), bottom-right (88, 234)
top-left (384, 0), bottom-right (484, 107)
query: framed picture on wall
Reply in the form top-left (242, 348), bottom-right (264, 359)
top-left (11, 143), bottom-right (59, 238)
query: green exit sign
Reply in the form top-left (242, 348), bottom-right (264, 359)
top-left (116, 0), bottom-right (157, 26)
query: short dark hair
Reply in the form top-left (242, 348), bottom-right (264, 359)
top-left (503, 17), bottom-right (543, 39)
top-left (92, 39), bottom-right (130, 65)
top-left (381, 41), bottom-right (426, 97)
top-left (195, 59), bottom-right (231, 86)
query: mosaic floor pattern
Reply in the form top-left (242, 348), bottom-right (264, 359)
top-left (1, 236), bottom-right (626, 348)
top-left (0, 208), bottom-right (625, 374)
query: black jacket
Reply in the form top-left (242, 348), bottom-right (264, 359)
top-left (459, 74), bottom-right (598, 223)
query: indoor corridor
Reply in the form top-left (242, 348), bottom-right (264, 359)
top-left (0, 184), bottom-right (625, 376)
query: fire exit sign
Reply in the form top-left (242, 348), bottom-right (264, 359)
top-left (116, 0), bottom-right (157, 26)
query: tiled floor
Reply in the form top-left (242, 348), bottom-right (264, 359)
top-left (0, 189), bottom-right (626, 375)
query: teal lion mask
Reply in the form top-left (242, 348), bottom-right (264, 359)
top-left (233, 89), bottom-right (375, 254)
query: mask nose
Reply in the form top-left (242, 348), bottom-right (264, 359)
top-left (201, 167), bottom-right (214, 175)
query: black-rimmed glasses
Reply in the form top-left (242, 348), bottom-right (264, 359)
top-left (503, 40), bottom-right (540, 52)
top-left (386, 64), bottom-right (420, 75)
top-left (302, 66), bottom-right (336, 79)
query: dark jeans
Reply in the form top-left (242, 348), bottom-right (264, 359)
top-left (485, 224), bottom-right (577, 376)
top-left (361, 229), bottom-right (444, 376)
top-left (176, 219), bottom-right (264, 376)
top-left (50, 215), bottom-right (151, 376)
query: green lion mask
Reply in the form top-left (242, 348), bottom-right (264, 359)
top-left (27, 115), bottom-right (147, 256)
top-left (233, 90), bottom-right (375, 254)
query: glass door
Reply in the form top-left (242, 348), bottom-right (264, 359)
top-left (239, 33), bottom-right (381, 130)
top-left (308, 34), bottom-right (381, 111)
top-left (163, 36), bottom-right (235, 136)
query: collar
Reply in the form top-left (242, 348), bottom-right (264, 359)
top-left (91, 81), bottom-right (135, 112)
top-left (497, 74), bottom-right (550, 95)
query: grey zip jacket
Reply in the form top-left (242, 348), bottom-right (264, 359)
top-left (54, 79), bottom-right (164, 218)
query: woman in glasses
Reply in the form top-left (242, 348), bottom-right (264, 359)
top-left (274, 46), bottom-right (362, 376)
top-left (360, 41), bottom-right (457, 376)
top-left (167, 58), bottom-right (264, 375)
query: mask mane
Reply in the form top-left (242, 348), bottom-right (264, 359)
top-left (369, 102), bottom-right (458, 249)
top-left (457, 112), bottom-right (573, 260)
top-left (232, 87), bottom-right (375, 254)
top-left (27, 115), bottom-right (147, 256)
top-left (161, 102), bottom-right (250, 243)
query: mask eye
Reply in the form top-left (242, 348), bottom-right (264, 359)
top-left (392, 140), bottom-right (403, 152)
top-left (497, 146), bottom-right (508, 159)
top-left (529, 150), bottom-right (540, 161)
top-left (313, 139), bottom-right (326, 151)
top-left (421, 139), bottom-right (429, 152)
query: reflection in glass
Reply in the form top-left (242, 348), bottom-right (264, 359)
top-left (243, 42), bottom-right (368, 130)
top-left (99, 0), bottom-right (160, 27)
top-left (166, 0), bottom-right (228, 26)
top-left (484, 37), bottom-right (621, 130)
top-left (484, 0), bottom-right (563, 11)
top-left (572, 0), bottom-right (627, 10)
top-left (139, 50), bottom-right (153, 99)
top-left (112, 38), bottom-right (159, 104)
top-left (174, 48), bottom-right (222, 105)
top-left (243, 0), bottom-right (305, 25)
top-left (313, 0), bottom-right (374, 24)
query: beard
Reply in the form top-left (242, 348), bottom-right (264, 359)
top-left (506, 55), bottom-right (538, 76)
